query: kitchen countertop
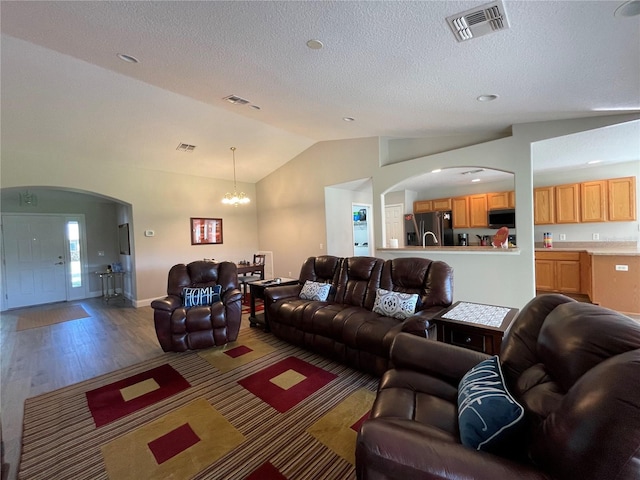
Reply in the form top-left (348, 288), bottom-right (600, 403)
top-left (378, 245), bottom-right (520, 254)
top-left (534, 241), bottom-right (640, 256)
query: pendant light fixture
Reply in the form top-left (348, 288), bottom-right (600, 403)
top-left (222, 147), bottom-right (250, 206)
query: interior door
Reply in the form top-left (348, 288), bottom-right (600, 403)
top-left (2, 214), bottom-right (67, 308)
top-left (384, 204), bottom-right (403, 247)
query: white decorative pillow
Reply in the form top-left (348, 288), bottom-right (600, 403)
top-left (299, 280), bottom-right (331, 301)
top-left (372, 288), bottom-right (419, 320)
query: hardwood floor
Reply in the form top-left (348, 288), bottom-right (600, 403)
top-left (1, 299), bottom-right (166, 480)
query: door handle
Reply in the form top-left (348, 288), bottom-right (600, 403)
top-left (54, 262), bottom-right (64, 265)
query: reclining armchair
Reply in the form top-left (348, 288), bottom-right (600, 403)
top-left (356, 294), bottom-right (640, 480)
top-left (151, 260), bottom-right (242, 352)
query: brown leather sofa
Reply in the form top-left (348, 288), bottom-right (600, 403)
top-left (151, 260), bottom-right (242, 351)
top-left (356, 294), bottom-right (640, 480)
top-left (264, 255), bottom-right (453, 376)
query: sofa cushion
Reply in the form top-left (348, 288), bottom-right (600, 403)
top-left (457, 356), bottom-right (524, 455)
top-left (372, 288), bottom-right (418, 319)
top-left (299, 280), bottom-right (331, 301)
top-left (182, 285), bottom-right (222, 307)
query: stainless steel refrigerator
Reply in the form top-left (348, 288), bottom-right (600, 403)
top-left (404, 211), bottom-right (454, 246)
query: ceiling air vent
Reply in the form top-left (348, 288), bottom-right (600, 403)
top-left (446, 0), bottom-right (510, 42)
top-left (223, 94), bottom-right (250, 105)
top-left (176, 143), bottom-right (196, 152)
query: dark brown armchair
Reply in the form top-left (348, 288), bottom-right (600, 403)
top-left (356, 294), bottom-right (640, 480)
top-left (151, 260), bottom-right (242, 352)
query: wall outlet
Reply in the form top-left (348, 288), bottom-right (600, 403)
top-left (98, 250), bottom-right (105, 256)
top-left (144, 230), bottom-right (155, 237)
top-left (288, 271), bottom-right (292, 277)
top-left (615, 265), bottom-right (629, 271)
top-left (559, 234), bottom-right (566, 241)
top-left (319, 243), bottom-right (324, 250)
top-left (592, 233), bottom-right (600, 240)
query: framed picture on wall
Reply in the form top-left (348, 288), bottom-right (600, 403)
top-left (191, 217), bottom-right (223, 245)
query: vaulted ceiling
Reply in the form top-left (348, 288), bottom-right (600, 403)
top-left (1, 1), bottom-right (639, 184)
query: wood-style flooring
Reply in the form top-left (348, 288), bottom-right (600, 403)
top-left (1, 298), bottom-right (253, 480)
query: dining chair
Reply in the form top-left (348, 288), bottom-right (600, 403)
top-left (239, 253), bottom-right (266, 302)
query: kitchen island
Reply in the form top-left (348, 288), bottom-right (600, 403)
top-left (534, 242), bottom-right (639, 315)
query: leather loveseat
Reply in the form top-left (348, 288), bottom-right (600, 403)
top-left (264, 255), bottom-right (453, 376)
top-left (356, 294), bottom-right (640, 480)
top-left (151, 260), bottom-right (242, 352)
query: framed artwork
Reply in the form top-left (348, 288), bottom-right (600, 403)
top-left (118, 223), bottom-right (131, 255)
top-left (191, 217), bottom-right (223, 245)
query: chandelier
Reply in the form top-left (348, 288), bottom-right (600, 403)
top-left (222, 147), bottom-right (250, 207)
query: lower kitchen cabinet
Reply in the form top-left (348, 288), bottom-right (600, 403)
top-left (535, 251), bottom-right (583, 294)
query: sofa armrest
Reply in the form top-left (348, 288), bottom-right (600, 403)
top-left (390, 332), bottom-right (490, 383)
top-left (150, 295), bottom-right (182, 312)
top-left (401, 308), bottom-right (443, 337)
top-left (264, 284), bottom-right (302, 304)
top-left (356, 419), bottom-right (547, 480)
top-left (221, 287), bottom-right (242, 304)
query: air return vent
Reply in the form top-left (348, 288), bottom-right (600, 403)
top-left (176, 143), bottom-right (196, 152)
top-left (223, 94), bottom-right (250, 105)
top-left (446, 1), bottom-right (510, 42)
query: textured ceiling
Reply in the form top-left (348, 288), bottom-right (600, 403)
top-left (1, 1), bottom-right (639, 184)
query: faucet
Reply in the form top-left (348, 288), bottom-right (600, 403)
top-left (422, 231), bottom-right (438, 247)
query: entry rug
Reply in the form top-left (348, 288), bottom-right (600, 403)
top-left (19, 328), bottom-right (378, 480)
top-left (16, 305), bottom-right (90, 331)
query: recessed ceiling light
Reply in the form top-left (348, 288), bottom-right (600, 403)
top-left (343, 117), bottom-right (355, 122)
top-left (471, 178), bottom-right (481, 183)
top-left (432, 169), bottom-right (442, 173)
top-left (477, 94), bottom-right (498, 102)
top-left (306, 39), bottom-right (324, 50)
top-left (587, 160), bottom-right (602, 165)
top-left (117, 53), bottom-right (139, 64)
top-left (615, 0), bottom-right (640, 17)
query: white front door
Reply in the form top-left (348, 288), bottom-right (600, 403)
top-left (3, 215), bottom-right (68, 308)
top-left (384, 204), bottom-right (404, 247)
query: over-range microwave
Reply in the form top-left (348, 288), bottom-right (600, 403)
top-left (488, 209), bottom-right (516, 229)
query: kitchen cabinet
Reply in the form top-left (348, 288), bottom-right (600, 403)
top-left (508, 190), bottom-right (515, 208)
top-left (608, 176), bottom-right (636, 221)
top-left (535, 251), bottom-right (583, 294)
top-left (487, 191), bottom-right (509, 210)
top-left (534, 187), bottom-right (555, 225)
top-left (432, 197), bottom-right (453, 211)
top-left (581, 180), bottom-right (607, 222)
top-left (414, 198), bottom-right (452, 213)
top-left (469, 194), bottom-right (488, 228)
top-left (414, 200), bottom-right (433, 213)
top-left (452, 196), bottom-right (469, 228)
top-left (555, 183), bottom-right (580, 224)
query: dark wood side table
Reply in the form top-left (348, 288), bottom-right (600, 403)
top-left (248, 277), bottom-right (298, 331)
top-left (431, 301), bottom-right (519, 355)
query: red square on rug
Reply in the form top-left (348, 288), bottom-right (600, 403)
top-left (86, 364), bottom-right (190, 427)
top-left (246, 462), bottom-right (287, 480)
top-left (238, 356), bottom-right (337, 413)
top-left (224, 345), bottom-right (253, 358)
top-left (148, 422), bottom-right (201, 464)
top-left (350, 411), bottom-right (370, 432)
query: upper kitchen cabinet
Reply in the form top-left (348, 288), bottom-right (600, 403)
top-left (414, 200), bottom-right (433, 213)
top-left (469, 194), bottom-right (488, 228)
top-left (487, 191), bottom-right (509, 210)
top-left (581, 180), bottom-right (607, 222)
top-left (452, 196), bottom-right (469, 228)
top-left (432, 198), bottom-right (453, 211)
top-left (608, 176), bottom-right (636, 221)
top-left (555, 183), bottom-right (580, 224)
top-left (534, 186), bottom-right (555, 225)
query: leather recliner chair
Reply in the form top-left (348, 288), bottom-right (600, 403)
top-left (151, 260), bottom-right (242, 352)
top-left (356, 294), bottom-right (640, 480)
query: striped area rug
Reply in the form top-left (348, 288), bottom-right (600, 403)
top-left (19, 328), bottom-right (379, 480)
